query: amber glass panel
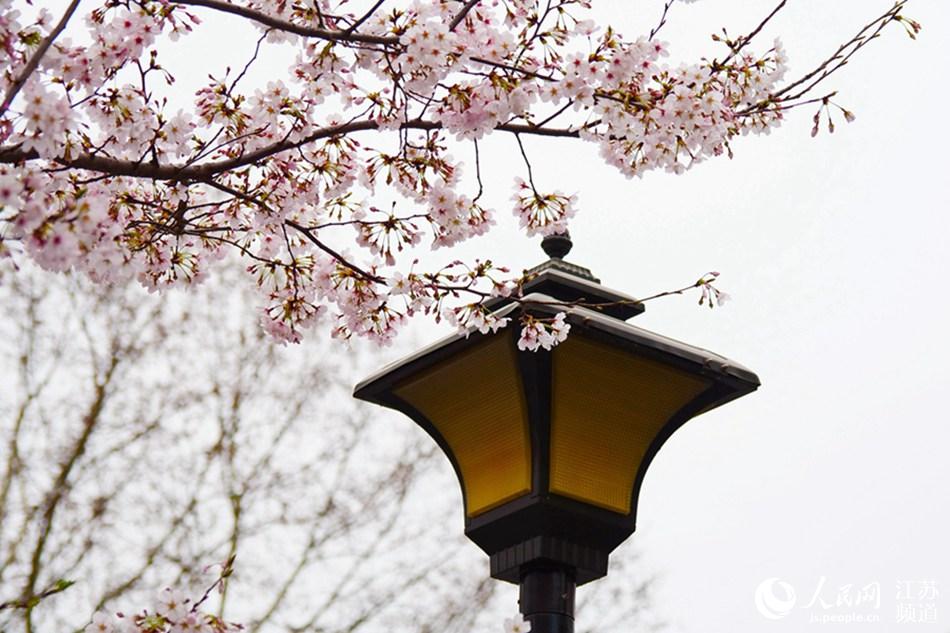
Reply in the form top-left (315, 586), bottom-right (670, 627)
top-left (550, 336), bottom-right (711, 514)
top-left (394, 334), bottom-right (531, 517)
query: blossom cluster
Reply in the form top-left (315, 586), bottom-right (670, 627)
top-left (0, 0), bottom-right (914, 345)
top-left (517, 312), bottom-right (571, 351)
top-left (84, 564), bottom-right (241, 633)
top-left (85, 594), bottom-right (240, 633)
top-left (76, 557), bottom-right (530, 633)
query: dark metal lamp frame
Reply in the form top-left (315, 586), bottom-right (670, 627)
top-left (354, 241), bottom-right (759, 632)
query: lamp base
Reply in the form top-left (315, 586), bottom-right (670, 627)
top-left (490, 535), bottom-right (608, 585)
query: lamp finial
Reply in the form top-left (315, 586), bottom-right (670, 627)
top-left (541, 232), bottom-right (572, 259)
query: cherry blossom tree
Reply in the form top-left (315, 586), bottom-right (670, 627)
top-left (0, 0), bottom-right (920, 347)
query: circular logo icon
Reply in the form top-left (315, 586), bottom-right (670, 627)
top-left (755, 578), bottom-right (797, 620)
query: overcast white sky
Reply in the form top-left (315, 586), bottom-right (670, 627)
top-left (21, 1), bottom-right (950, 631)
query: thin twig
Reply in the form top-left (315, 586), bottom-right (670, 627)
top-left (346, 0), bottom-right (387, 35)
top-left (649, 0), bottom-right (674, 41)
top-left (469, 56), bottom-right (556, 82)
top-left (532, 100), bottom-right (574, 129)
top-left (720, 0), bottom-right (788, 65)
top-left (0, 580), bottom-right (73, 612)
top-left (285, 219), bottom-right (385, 284)
top-left (514, 133), bottom-right (538, 195)
top-left (228, 31), bottom-right (269, 97)
top-left (772, 1), bottom-right (904, 101)
top-left (472, 139), bottom-right (484, 203)
top-left (197, 176), bottom-right (385, 284)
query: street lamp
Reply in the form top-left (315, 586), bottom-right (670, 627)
top-left (354, 234), bottom-right (759, 632)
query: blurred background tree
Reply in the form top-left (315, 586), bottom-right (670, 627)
top-left (0, 266), bottom-right (659, 633)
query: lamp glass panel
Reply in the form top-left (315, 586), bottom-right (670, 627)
top-left (394, 334), bottom-right (531, 518)
top-left (550, 336), bottom-right (711, 514)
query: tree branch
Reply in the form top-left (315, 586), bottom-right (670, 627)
top-left (0, 0), bottom-right (82, 116)
top-left (0, 120), bottom-right (579, 179)
top-left (195, 177), bottom-right (386, 284)
top-left (172, 0), bottom-right (399, 46)
top-left (448, 0), bottom-right (481, 32)
top-left (345, 0), bottom-right (387, 35)
top-left (0, 580), bottom-right (73, 612)
top-left (771, 1), bottom-right (905, 102)
top-left (284, 219), bottom-right (386, 284)
top-left (720, 0), bottom-right (788, 65)
top-left (19, 354), bottom-right (118, 633)
top-left (649, 1), bottom-right (675, 41)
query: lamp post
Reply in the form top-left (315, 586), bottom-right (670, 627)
top-left (354, 235), bottom-right (759, 632)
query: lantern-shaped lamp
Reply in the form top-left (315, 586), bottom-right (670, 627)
top-left (354, 235), bottom-right (759, 632)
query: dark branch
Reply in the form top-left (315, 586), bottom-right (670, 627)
top-left (449, 0), bottom-right (481, 32)
top-left (772, 1), bottom-right (905, 102)
top-left (0, 120), bottom-right (579, 180)
top-left (0, 0), bottom-right (82, 116)
top-left (346, 0), bottom-right (387, 35)
top-left (172, 0), bottom-right (399, 46)
top-left (649, 1), bottom-right (675, 41)
top-left (285, 219), bottom-right (386, 284)
top-left (197, 177), bottom-right (386, 284)
top-left (720, 0), bottom-right (788, 64)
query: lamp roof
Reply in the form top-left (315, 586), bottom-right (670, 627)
top-left (353, 294), bottom-right (759, 401)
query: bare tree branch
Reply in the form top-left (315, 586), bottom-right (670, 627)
top-left (20, 354), bottom-right (118, 633)
top-left (772, 1), bottom-right (906, 102)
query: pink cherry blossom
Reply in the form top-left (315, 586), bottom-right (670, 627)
top-left (0, 0), bottom-right (918, 346)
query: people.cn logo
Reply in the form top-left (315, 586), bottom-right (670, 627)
top-left (755, 578), bottom-right (797, 620)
